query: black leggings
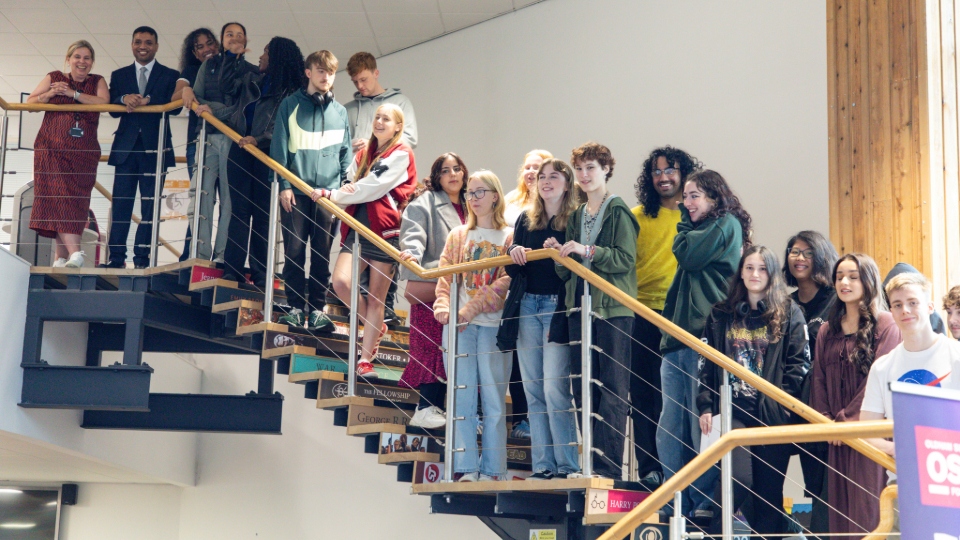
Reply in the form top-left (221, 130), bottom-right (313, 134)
top-left (709, 416), bottom-right (793, 536)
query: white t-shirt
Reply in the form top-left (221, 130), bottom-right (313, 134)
top-left (458, 226), bottom-right (512, 327)
top-left (862, 334), bottom-right (960, 418)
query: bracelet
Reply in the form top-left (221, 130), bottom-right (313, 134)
top-left (584, 245), bottom-right (595, 260)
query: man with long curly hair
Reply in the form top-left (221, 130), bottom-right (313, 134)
top-left (629, 146), bottom-right (700, 488)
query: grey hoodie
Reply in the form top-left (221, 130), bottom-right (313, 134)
top-left (344, 88), bottom-right (418, 148)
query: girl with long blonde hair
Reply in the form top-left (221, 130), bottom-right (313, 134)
top-left (504, 149), bottom-right (553, 225)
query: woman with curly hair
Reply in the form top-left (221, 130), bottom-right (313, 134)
top-left (630, 145), bottom-right (700, 486)
top-left (810, 253), bottom-right (900, 534)
top-left (222, 36), bottom-right (307, 285)
top-left (697, 245), bottom-right (810, 535)
top-left (657, 169), bottom-right (751, 517)
top-left (398, 152), bottom-right (468, 428)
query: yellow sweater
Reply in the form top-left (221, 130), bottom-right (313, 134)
top-left (632, 204), bottom-right (682, 311)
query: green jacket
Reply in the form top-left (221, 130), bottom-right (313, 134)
top-left (269, 89), bottom-right (352, 191)
top-left (660, 208), bottom-right (744, 354)
top-left (556, 197), bottom-right (640, 320)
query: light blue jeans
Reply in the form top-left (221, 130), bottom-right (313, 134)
top-left (517, 294), bottom-right (580, 475)
top-left (657, 347), bottom-right (717, 512)
top-left (444, 323), bottom-right (511, 478)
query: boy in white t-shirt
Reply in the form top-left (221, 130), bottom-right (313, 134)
top-left (861, 273), bottom-right (960, 455)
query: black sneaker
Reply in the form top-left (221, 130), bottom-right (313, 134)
top-left (308, 311), bottom-right (335, 332)
top-left (527, 471), bottom-right (555, 480)
top-left (98, 261), bottom-right (125, 269)
top-left (640, 470), bottom-right (664, 488)
top-left (221, 273), bottom-right (239, 282)
top-left (383, 306), bottom-right (402, 327)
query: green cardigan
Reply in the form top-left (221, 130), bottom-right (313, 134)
top-left (659, 208), bottom-right (744, 354)
top-left (556, 196), bottom-right (640, 319)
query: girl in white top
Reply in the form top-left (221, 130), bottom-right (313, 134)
top-left (504, 149), bottom-right (552, 226)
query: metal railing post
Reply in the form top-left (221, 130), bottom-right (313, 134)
top-left (581, 281), bottom-right (593, 477)
top-left (0, 111), bottom-right (8, 220)
top-left (189, 118), bottom-right (207, 260)
top-left (149, 112), bottom-right (167, 267)
top-left (443, 276), bottom-right (459, 482)
top-left (346, 231), bottom-right (362, 397)
top-left (670, 491), bottom-right (686, 540)
top-left (720, 369), bottom-right (733, 540)
top-left (262, 172), bottom-right (279, 323)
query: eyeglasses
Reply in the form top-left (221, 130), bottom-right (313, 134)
top-left (652, 167), bottom-right (677, 178)
top-left (465, 189), bottom-right (489, 201)
top-left (788, 248), bottom-right (815, 259)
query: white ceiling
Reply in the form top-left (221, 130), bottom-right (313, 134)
top-left (0, 0), bottom-right (542, 102)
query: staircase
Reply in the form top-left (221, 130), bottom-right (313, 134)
top-left (19, 258), bottom-right (661, 540)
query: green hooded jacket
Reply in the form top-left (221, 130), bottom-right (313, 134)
top-left (270, 89), bottom-right (352, 191)
top-left (556, 196), bottom-right (640, 320)
top-left (659, 207), bottom-right (744, 353)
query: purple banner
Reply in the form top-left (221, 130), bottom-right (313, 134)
top-left (892, 382), bottom-right (960, 539)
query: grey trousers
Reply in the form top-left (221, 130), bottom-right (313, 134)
top-left (185, 133), bottom-right (232, 260)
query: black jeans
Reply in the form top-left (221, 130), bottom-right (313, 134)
top-left (631, 312), bottom-right (663, 477)
top-left (569, 313), bottom-right (633, 478)
top-left (223, 146), bottom-right (271, 280)
top-left (709, 416), bottom-right (793, 536)
top-left (108, 136), bottom-right (159, 267)
top-left (280, 193), bottom-right (337, 312)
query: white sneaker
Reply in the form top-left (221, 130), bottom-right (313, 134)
top-left (479, 473), bottom-right (498, 482)
top-left (52, 258), bottom-right (67, 268)
top-left (458, 472), bottom-right (479, 483)
top-left (64, 251), bottom-right (85, 268)
top-left (409, 406), bottom-right (446, 429)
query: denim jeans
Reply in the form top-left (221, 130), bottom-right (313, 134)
top-left (516, 294), bottom-right (580, 475)
top-left (444, 323), bottom-right (511, 478)
top-left (186, 133), bottom-right (232, 260)
top-left (657, 347), bottom-right (717, 511)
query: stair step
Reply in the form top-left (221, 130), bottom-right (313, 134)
top-left (582, 487), bottom-right (657, 525)
top-left (379, 451), bottom-right (441, 465)
top-left (329, 402), bottom-right (413, 428)
top-left (299, 372), bottom-right (418, 406)
top-left (262, 330), bottom-right (409, 369)
top-left (286, 354), bottom-right (403, 382)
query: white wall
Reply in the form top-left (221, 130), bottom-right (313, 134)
top-left (370, 0), bottom-right (829, 251)
top-left (60, 484), bottom-right (183, 540)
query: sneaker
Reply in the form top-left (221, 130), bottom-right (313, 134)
top-left (527, 471), bottom-right (555, 480)
top-left (383, 305), bottom-right (402, 326)
top-left (510, 419), bottom-right (531, 439)
top-left (64, 251), bottom-right (85, 268)
top-left (52, 258), bottom-right (67, 268)
top-left (98, 261), bottom-right (125, 269)
top-left (357, 360), bottom-right (378, 378)
top-left (640, 470), bottom-right (664, 488)
top-left (458, 472), bottom-right (479, 483)
top-left (278, 309), bottom-right (305, 327)
top-left (409, 406), bottom-right (446, 429)
top-left (565, 472), bottom-right (584, 479)
top-left (692, 507), bottom-right (715, 520)
top-left (478, 473), bottom-right (498, 482)
top-left (308, 311), bottom-right (335, 332)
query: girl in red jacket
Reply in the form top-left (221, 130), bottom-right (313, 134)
top-left (318, 103), bottom-right (417, 378)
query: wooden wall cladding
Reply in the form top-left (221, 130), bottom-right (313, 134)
top-left (828, 0), bottom-right (960, 297)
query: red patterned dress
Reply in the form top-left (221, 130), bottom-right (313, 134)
top-left (29, 71), bottom-right (102, 238)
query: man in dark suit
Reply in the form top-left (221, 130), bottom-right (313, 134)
top-left (102, 25), bottom-right (180, 269)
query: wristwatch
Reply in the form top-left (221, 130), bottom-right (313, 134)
top-left (73, 90), bottom-right (80, 101)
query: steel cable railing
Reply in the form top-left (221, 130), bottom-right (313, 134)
top-left (0, 96), bottom-right (899, 538)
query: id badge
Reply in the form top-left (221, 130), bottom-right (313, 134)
top-left (69, 125), bottom-right (84, 138)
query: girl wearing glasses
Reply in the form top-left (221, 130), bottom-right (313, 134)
top-left (547, 142), bottom-right (640, 480)
top-left (321, 104), bottom-right (418, 379)
top-left (434, 170), bottom-right (513, 482)
top-left (781, 230), bottom-right (839, 533)
top-left (809, 254), bottom-right (899, 534)
top-left (501, 158), bottom-right (581, 480)
top-left (397, 152), bottom-right (469, 429)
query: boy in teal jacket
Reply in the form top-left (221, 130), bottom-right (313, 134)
top-left (270, 50), bottom-right (352, 331)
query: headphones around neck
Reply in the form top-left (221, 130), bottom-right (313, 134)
top-left (736, 299), bottom-right (767, 317)
top-left (310, 91), bottom-right (333, 108)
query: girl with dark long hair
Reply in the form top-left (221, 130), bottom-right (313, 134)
top-left (809, 253), bottom-right (901, 534)
top-left (657, 169), bottom-right (751, 515)
top-left (398, 152), bottom-right (469, 428)
top-left (697, 245), bottom-right (810, 535)
top-left (221, 36), bottom-right (307, 285)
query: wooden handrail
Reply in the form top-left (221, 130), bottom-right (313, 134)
top-left (0, 97), bottom-right (896, 476)
top-left (597, 420), bottom-right (894, 540)
top-left (863, 484), bottom-right (899, 540)
top-left (0, 96), bottom-right (184, 114)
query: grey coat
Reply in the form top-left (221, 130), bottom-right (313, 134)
top-left (399, 189), bottom-right (462, 282)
